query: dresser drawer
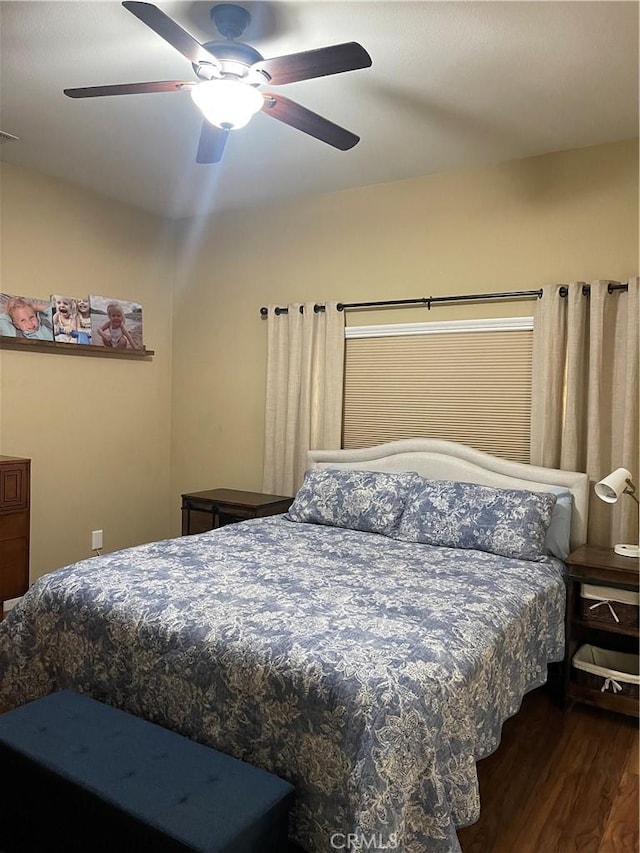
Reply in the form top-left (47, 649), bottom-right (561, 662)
top-left (0, 462), bottom-right (29, 513)
top-left (0, 511), bottom-right (28, 542)
top-left (0, 538), bottom-right (29, 600)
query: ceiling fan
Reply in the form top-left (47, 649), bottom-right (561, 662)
top-left (64, 1), bottom-right (372, 164)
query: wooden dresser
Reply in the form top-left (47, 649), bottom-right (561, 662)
top-left (0, 456), bottom-right (30, 617)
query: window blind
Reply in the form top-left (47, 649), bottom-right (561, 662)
top-left (343, 320), bottom-right (533, 463)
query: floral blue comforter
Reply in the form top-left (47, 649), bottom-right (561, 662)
top-left (0, 516), bottom-right (565, 852)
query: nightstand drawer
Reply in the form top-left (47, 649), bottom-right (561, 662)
top-left (580, 584), bottom-right (639, 631)
top-left (184, 507), bottom-right (217, 535)
top-left (572, 645), bottom-right (639, 699)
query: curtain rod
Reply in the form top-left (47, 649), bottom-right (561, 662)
top-left (259, 288), bottom-right (542, 316)
top-left (259, 282), bottom-right (628, 315)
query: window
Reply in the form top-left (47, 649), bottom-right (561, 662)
top-left (343, 317), bottom-right (533, 463)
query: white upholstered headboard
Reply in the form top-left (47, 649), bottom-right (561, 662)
top-left (307, 439), bottom-right (588, 550)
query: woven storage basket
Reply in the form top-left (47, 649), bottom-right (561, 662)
top-left (572, 644), bottom-right (640, 698)
top-left (580, 584), bottom-right (639, 630)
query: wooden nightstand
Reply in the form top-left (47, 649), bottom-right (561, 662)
top-left (181, 488), bottom-right (293, 536)
top-left (563, 544), bottom-right (639, 717)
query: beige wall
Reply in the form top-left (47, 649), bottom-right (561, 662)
top-left (171, 138), bottom-right (638, 530)
top-left (2, 139), bottom-right (637, 576)
top-left (0, 163), bottom-right (174, 581)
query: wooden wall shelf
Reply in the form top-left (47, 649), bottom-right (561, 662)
top-left (0, 338), bottom-right (154, 359)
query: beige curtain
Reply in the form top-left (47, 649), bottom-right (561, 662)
top-left (262, 301), bottom-right (345, 496)
top-left (531, 278), bottom-right (639, 547)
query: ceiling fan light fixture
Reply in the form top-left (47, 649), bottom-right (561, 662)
top-left (191, 78), bottom-right (262, 129)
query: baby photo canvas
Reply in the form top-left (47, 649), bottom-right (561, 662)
top-left (0, 293), bottom-right (54, 341)
top-left (89, 295), bottom-right (143, 350)
top-left (50, 295), bottom-right (92, 344)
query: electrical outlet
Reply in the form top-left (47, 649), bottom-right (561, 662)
top-left (91, 530), bottom-right (103, 551)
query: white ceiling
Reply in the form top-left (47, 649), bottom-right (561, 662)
top-left (1, 1), bottom-right (638, 220)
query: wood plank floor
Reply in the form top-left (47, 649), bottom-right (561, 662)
top-left (289, 686), bottom-right (637, 852)
top-left (458, 687), bottom-right (639, 853)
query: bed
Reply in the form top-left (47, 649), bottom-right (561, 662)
top-left (0, 439), bottom-right (588, 853)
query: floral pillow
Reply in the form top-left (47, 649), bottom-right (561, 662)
top-left (285, 468), bottom-right (418, 536)
top-left (396, 478), bottom-right (557, 561)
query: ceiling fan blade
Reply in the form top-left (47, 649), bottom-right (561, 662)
top-left (64, 81), bottom-right (193, 98)
top-left (262, 94), bottom-right (359, 151)
top-left (252, 42), bottom-right (371, 86)
top-left (122, 1), bottom-right (220, 68)
top-left (196, 122), bottom-right (230, 164)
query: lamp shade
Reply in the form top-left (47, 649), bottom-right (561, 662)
top-left (594, 467), bottom-right (633, 504)
top-left (191, 79), bottom-right (263, 130)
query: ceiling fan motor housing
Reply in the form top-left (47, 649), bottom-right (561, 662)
top-left (210, 4), bottom-right (251, 40)
top-left (194, 41), bottom-right (265, 80)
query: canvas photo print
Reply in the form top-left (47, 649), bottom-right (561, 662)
top-left (50, 295), bottom-right (92, 344)
top-left (0, 293), bottom-right (54, 341)
top-left (89, 295), bottom-right (143, 350)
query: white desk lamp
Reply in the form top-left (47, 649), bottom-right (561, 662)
top-left (594, 467), bottom-right (640, 558)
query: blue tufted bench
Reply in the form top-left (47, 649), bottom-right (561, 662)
top-left (0, 690), bottom-right (294, 852)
